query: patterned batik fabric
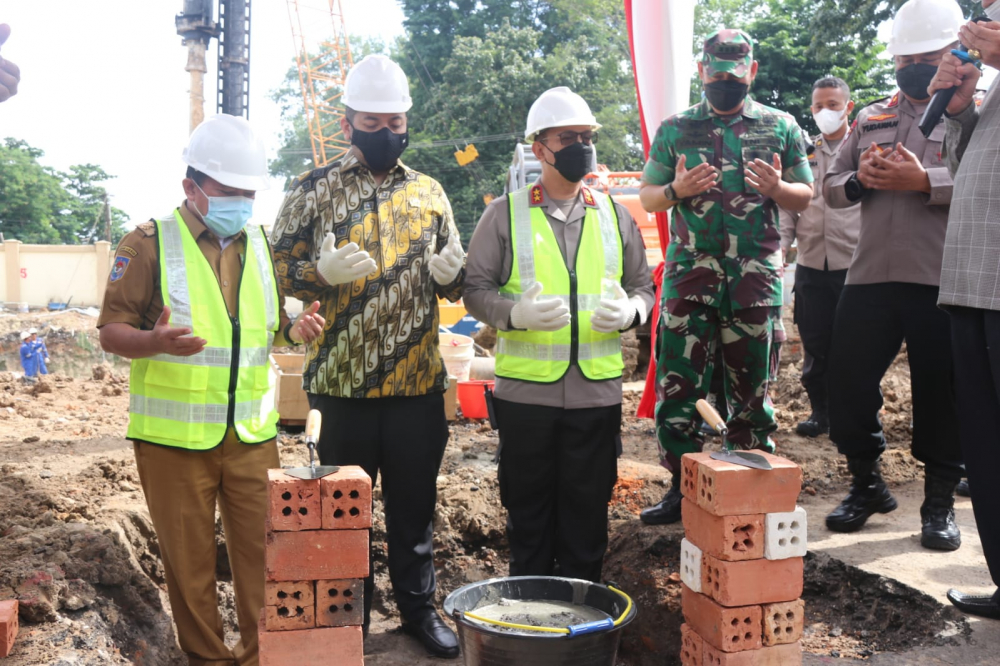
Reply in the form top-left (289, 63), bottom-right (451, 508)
top-left (654, 293), bottom-right (779, 472)
top-left (270, 151), bottom-right (463, 398)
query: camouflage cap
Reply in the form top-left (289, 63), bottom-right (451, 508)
top-left (702, 29), bottom-right (754, 77)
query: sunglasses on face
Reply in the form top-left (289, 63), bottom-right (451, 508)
top-left (542, 130), bottom-right (599, 148)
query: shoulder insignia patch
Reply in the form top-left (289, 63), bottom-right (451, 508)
top-left (887, 93), bottom-right (900, 108)
top-left (137, 220), bottom-right (156, 236)
top-left (581, 187), bottom-right (597, 208)
top-left (117, 245), bottom-right (138, 258)
top-left (530, 184), bottom-right (544, 205)
top-left (110, 256), bottom-right (131, 282)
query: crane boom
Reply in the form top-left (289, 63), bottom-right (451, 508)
top-left (286, 0), bottom-right (354, 167)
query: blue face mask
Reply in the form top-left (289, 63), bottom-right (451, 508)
top-left (195, 183), bottom-right (254, 237)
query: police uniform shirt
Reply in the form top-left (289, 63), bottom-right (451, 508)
top-left (464, 184), bottom-right (655, 410)
top-left (823, 93), bottom-right (953, 286)
top-left (779, 133), bottom-right (861, 271)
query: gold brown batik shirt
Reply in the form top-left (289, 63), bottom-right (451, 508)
top-left (270, 149), bottom-right (464, 398)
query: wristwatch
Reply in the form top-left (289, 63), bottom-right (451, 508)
top-left (844, 172), bottom-right (866, 202)
top-left (663, 182), bottom-right (678, 201)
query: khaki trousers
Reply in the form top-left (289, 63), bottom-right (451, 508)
top-left (134, 430), bottom-right (279, 666)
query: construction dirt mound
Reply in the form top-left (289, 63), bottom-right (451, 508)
top-left (0, 308), bottom-right (969, 665)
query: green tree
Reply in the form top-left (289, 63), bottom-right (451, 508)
top-left (0, 139), bottom-right (129, 244)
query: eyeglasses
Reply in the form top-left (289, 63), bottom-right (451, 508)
top-left (541, 130), bottom-right (599, 147)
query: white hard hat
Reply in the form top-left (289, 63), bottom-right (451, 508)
top-left (182, 114), bottom-right (270, 191)
top-left (524, 87), bottom-right (601, 142)
top-left (342, 55), bottom-right (412, 114)
top-left (20, 331), bottom-right (29, 341)
top-left (887, 0), bottom-right (964, 56)
top-left (28, 328), bottom-right (37, 334)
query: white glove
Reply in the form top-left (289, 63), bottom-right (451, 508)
top-left (510, 282), bottom-right (571, 332)
top-left (590, 283), bottom-right (636, 333)
top-left (317, 234), bottom-right (377, 286)
top-left (428, 233), bottom-right (464, 285)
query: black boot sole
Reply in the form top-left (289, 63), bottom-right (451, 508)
top-left (825, 495), bottom-right (898, 533)
top-left (639, 507), bottom-right (682, 526)
top-left (921, 532), bottom-right (961, 551)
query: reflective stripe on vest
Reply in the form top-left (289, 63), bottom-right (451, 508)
top-left (127, 211), bottom-right (280, 449)
top-left (495, 186), bottom-right (624, 383)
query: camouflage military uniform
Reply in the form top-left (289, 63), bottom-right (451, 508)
top-left (642, 30), bottom-right (812, 471)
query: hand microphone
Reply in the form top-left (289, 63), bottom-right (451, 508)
top-left (919, 17), bottom-right (990, 138)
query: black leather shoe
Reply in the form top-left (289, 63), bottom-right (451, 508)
top-left (921, 474), bottom-right (961, 551)
top-left (947, 589), bottom-right (1000, 619)
top-left (956, 479), bottom-right (971, 497)
top-left (826, 458), bottom-right (897, 533)
top-left (402, 609), bottom-right (460, 659)
top-left (795, 412), bottom-right (829, 438)
top-left (640, 478), bottom-right (683, 525)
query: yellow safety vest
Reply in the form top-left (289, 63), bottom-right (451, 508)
top-left (127, 210), bottom-right (280, 449)
top-left (496, 184), bottom-right (624, 383)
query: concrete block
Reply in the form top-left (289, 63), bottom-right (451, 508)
top-left (702, 641), bottom-right (802, 665)
top-left (267, 469), bottom-right (322, 531)
top-left (764, 506), bottom-right (807, 560)
top-left (316, 579), bottom-right (364, 628)
top-left (701, 553), bottom-right (804, 607)
top-left (0, 599), bottom-right (18, 658)
top-left (264, 581), bottom-right (315, 632)
top-left (259, 611), bottom-right (364, 666)
top-left (681, 538), bottom-right (704, 593)
top-left (681, 583), bottom-right (762, 653)
top-left (321, 466), bottom-right (373, 531)
top-left (680, 622), bottom-right (704, 666)
top-left (762, 599), bottom-right (804, 646)
top-left (265, 529), bottom-right (369, 582)
top-left (682, 499), bottom-right (765, 562)
top-left (685, 452), bottom-right (802, 516)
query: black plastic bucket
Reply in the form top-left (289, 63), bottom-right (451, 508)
top-left (443, 576), bottom-right (637, 666)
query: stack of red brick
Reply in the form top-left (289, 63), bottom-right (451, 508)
top-left (0, 599), bottom-right (17, 658)
top-left (678, 451), bottom-right (807, 666)
top-left (259, 467), bottom-right (372, 666)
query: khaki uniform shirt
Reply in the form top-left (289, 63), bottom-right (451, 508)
top-left (464, 184), bottom-right (655, 409)
top-left (98, 200), bottom-right (292, 339)
top-left (824, 93), bottom-right (953, 286)
top-left (779, 133), bottom-right (860, 271)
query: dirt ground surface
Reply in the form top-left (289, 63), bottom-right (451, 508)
top-left (0, 308), bottom-right (996, 665)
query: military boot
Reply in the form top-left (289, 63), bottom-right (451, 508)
top-left (640, 473), bottom-right (683, 525)
top-left (826, 458), bottom-right (898, 532)
top-left (796, 386), bottom-right (829, 437)
top-left (921, 473), bottom-right (961, 551)
top-left (795, 407), bottom-right (829, 438)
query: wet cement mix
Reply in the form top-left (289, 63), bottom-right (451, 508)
top-left (0, 309), bottom-right (977, 664)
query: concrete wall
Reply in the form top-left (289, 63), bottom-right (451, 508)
top-left (2, 240), bottom-right (113, 308)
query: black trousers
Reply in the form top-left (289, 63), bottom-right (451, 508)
top-left (794, 264), bottom-right (848, 405)
top-left (827, 283), bottom-right (963, 479)
top-left (948, 306), bottom-right (1000, 590)
top-left (309, 392), bottom-right (449, 623)
top-left (494, 398), bottom-right (621, 583)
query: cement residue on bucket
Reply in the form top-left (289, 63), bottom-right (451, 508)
top-left (467, 599), bottom-right (610, 635)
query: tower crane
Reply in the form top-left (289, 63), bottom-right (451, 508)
top-left (285, 0), bottom-right (354, 167)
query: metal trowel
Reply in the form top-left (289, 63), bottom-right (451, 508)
top-left (695, 399), bottom-right (773, 471)
top-left (284, 409), bottom-right (341, 480)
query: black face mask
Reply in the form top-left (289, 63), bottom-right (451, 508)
top-left (704, 80), bottom-right (749, 112)
top-left (895, 63), bottom-right (937, 101)
top-left (547, 141), bottom-right (594, 183)
top-left (351, 126), bottom-right (409, 172)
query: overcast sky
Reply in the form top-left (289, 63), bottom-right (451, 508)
top-left (0, 0), bottom-right (405, 233)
